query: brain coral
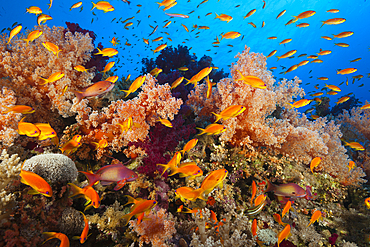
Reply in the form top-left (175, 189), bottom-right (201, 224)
top-left (22, 153), bottom-right (77, 184)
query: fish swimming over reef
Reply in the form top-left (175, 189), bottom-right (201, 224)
top-left (79, 159), bottom-right (138, 190)
top-left (72, 80), bottom-right (115, 103)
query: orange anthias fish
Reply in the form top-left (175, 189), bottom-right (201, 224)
top-left (200, 169), bottom-right (228, 195)
top-left (22, 30), bottom-right (42, 46)
top-left (121, 197), bottom-right (157, 225)
top-left (365, 197), bottom-right (370, 209)
top-left (215, 13), bottom-right (233, 23)
top-left (175, 186), bottom-right (205, 202)
top-left (106, 76), bottom-right (119, 83)
top-left (221, 31), bottom-right (241, 40)
top-left (68, 183), bottom-right (101, 210)
top-left (157, 152), bottom-right (181, 175)
top-left (70, 2), bottom-right (83, 11)
top-left (252, 219), bottom-right (257, 237)
top-left (153, 44), bottom-right (167, 53)
top-left (121, 75), bottom-right (146, 98)
top-left (74, 65), bottom-right (89, 73)
top-left (278, 224), bottom-right (291, 247)
top-left (37, 14), bottom-right (53, 25)
top-left (289, 99), bottom-right (312, 109)
top-left (197, 123), bottom-right (226, 135)
top-left (310, 157), bottom-right (322, 173)
top-left (91, 1), bottom-right (115, 12)
top-left (277, 50), bottom-right (297, 60)
top-left (336, 96), bottom-right (350, 105)
top-left (39, 72), bottom-right (64, 85)
top-left (325, 84), bottom-right (341, 92)
top-left (90, 139), bottom-right (108, 150)
top-left (236, 70), bottom-right (266, 89)
top-left (26, 6), bottom-right (42, 15)
top-left (94, 47), bottom-right (118, 57)
top-left (42, 42), bottom-right (61, 57)
top-left (337, 68), bottom-right (357, 75)
top-left (2, 105), bottom-right (34, 114)
top-left (43, 232), bottom-right (69, 247)
top-left (185, 67), bottom-right (213, 87)
top-left (321, 18), bottom-right (346, 27)
top-left (7, 25), bottom-right (22, 44)
top-left (20, 169), bottom-right (52, 197)
top-left (168, 162), bottom-right (203, 179)
top-left (273, 213), bottom-right (287, 226)
top-left (180, 139), bottom-right (198, 154)
top-left (360, 104), bottom-right (370, 110)
top-left (267, 50), bottom-right (277, 58)
top-left (244, 9), bottom-right (256, 18)
top-left (171, 77), bottom-right (184, 89)
top-left (59, 134), bottom-right (82, 155)
top-left (333, 31), bottom-right (353, 38)
top-left (307, 210), bottom-right (322, 226)
top-left (35, 123), bottom-right (57, 141)
top-left (279, 38), bottom-right (292, 45)
top-left (276, 9), bottom-right (286, 19)
top-left (251, 181), bottom-right (257, 204)
top-left (73, 211), bottom-right (90, 244)
top-left (282, 200), bottom-right (291, 218)
top-left (73, 80), bottom-right (115, 103)
top-left (18, 117), bottom-right (40, 137)
top-left (212, 105), bottom-right (246, 122)
top-left (347, 161), bottom-right (355, 172)
top-left (101, 61), bottom-right (115, 74)
top-left (110, 37), bottom-right (119, 46)
top-left (205, 76), bottom-right (215, 99)
top-left (150, 67), bottom-right (162, 77)
top-left (294, 10), bottom-right (316, 20)
top-left (343, 141), bottom-right (364, 151)
top-left (80, 159), bottom-right (138, 190)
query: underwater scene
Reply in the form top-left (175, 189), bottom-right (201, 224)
top-left (0, 0), bottom-right (370, 246)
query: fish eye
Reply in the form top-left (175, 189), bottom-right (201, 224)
top-left (99, 201), bottom-right (101, 204)
top-left (93, 202), bottom-right (95, 205)
top-left (292, 192), bottom-right (296, 194)
top-left (52, 132), bottom-right (55, 134)
top-left (46, 191), bottom-right (49, 194)
top-left (198, 170), bottom-right (200, 173)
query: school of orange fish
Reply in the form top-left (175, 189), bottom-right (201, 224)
top-left (3, 0), bottom-right (370, 246)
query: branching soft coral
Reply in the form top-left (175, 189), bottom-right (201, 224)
top-left (186, 46), bottom-right (365, 185)
top-left (71, 74), bottom-right (183, 159)
top-left (0, 24), bottom-right (95, 120)
top-left (129, 208), bottom-right (176, 247)
top-left (0, 87), bottom-right (21, 147)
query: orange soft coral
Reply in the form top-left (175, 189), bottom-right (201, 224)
top-left (71, 74), bottom-right (183, 159)
top-left (0, 87), bottom-right (22, 147)
top-left (0, 24), bottom-right (95, 120)
top-left (129, 208), bottom-right (176, 247)
top-left (187, 46), bottom-right (366, 185)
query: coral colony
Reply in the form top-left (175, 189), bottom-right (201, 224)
top-left (0, 1), bottom-right (369, 247)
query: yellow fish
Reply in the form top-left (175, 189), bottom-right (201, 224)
top-left (321, 18), bottom-right (346, 27)
top-left (22, 30), bottom-right (43, 46)
top-left (34, 123), bottom-right (57, 141)
top-left (325, 84), bottom-right (341, 92)
top-left (42, 42), bottom-right (61, 57)
top-left (18, 117), bottom-right (40, 137)
top-left (277, 50), bottom-right (296, 60)
top-left (70, 2), bottom-right (83, 11)
top-left (236, 70), bottom-right (266, 89)
top-left (197, 123), bottom-right (226, 135)
top-left (7, 25), bottom-right (22, 44)
top-left (39, 72), bottom-right (64, 85)
top-left (153, 44), bottom-right (167, 53)
top-left (215, 13), bottom-right (233, 23)
top-left (94, 47), bottom-right (118, 57)
top-left (289, 99), bottom-right (312, 109)
top-left (26, 6), bottom-right (42, 15)
top-left (171, 77), bottom-right (184, 89)
top-left (221, 31), bottom-right (241, 40)
top-left (101, 61), bottom-right (115, 74)
top-left (212, 105), bottom-right (246, 122)
top-left (37, 14), bottom-right (53, 25)
top-left (91, 1), bottom-right (115, 12)
top-left (121, 75), bottom-right (146, 98)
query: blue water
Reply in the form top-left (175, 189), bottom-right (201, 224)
top-left (1, 0), bottom-right (369, 109)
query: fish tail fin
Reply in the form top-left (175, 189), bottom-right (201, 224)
top-left (42, 232), bottom-right (57, 245)
top-left (196, 127), bottom-right (205, 135)
top-left (123, 195), bottom-right (136, 206)
top-left (94, 47), bottom-right (101, 55)
top-left (168, 167), bottom-right (178, 177)
top-left (38, 77), bottom-right (49, 85)
top-left (68, 183), bottom-right (82, 198)
top-left (214, 13), bottom-right (219, 18)
top-left (277, 57), bottom-right (280, 61)
top-left (264, 179), bottom-right (275, 193)
top-left (289, 103), bottom-right (294, 109)
top-left (71, 89), bottom-right (84, 103)
top-left (91, 2), bottom-right (96, 11)
top-left (79, 171), bottom-right (98, 187)
top-left (211, 112), bottom-right (222, 123)
top-left (22, 39), bottom-right (30, 46)
top-left (320, 22), bottom-right (324, 28)
top-left (120, 89), bottom-right (131, 98)
top-left (157, 163), bottom-right (171, 176)
top-left (121, 212), bottom-right (134, 225)
top-left (195, 188), bottom-right (208, 201)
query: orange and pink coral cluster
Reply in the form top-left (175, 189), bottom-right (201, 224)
top-left (187, 46), bottom-right (366, 185)
top-left (71, 74), bottom-right (183, 158)
top-left (0, 87), bottom-right (21, 147)
top-left (129, 208), bottom-right (176, 247)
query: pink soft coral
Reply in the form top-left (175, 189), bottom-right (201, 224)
top-left (129, 208), bottom-right (176, 247)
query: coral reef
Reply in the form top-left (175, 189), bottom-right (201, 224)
top-left (22, 153), bottom-right (78, 185)
top-left (129, 208), bottom-right (176, 247)
top-left (0, 149), bottom-right (21, 224)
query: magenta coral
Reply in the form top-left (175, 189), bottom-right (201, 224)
top-left (129, 208), bottom-right (176, 247)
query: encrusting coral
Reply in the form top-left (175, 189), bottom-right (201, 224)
top-left (187, 46), bottom-right (366, 186)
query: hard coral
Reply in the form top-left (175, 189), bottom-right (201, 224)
top-left (22, 153), bottom-right (78, 185)
top-left (129, 208), bottom-right (176, 247)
